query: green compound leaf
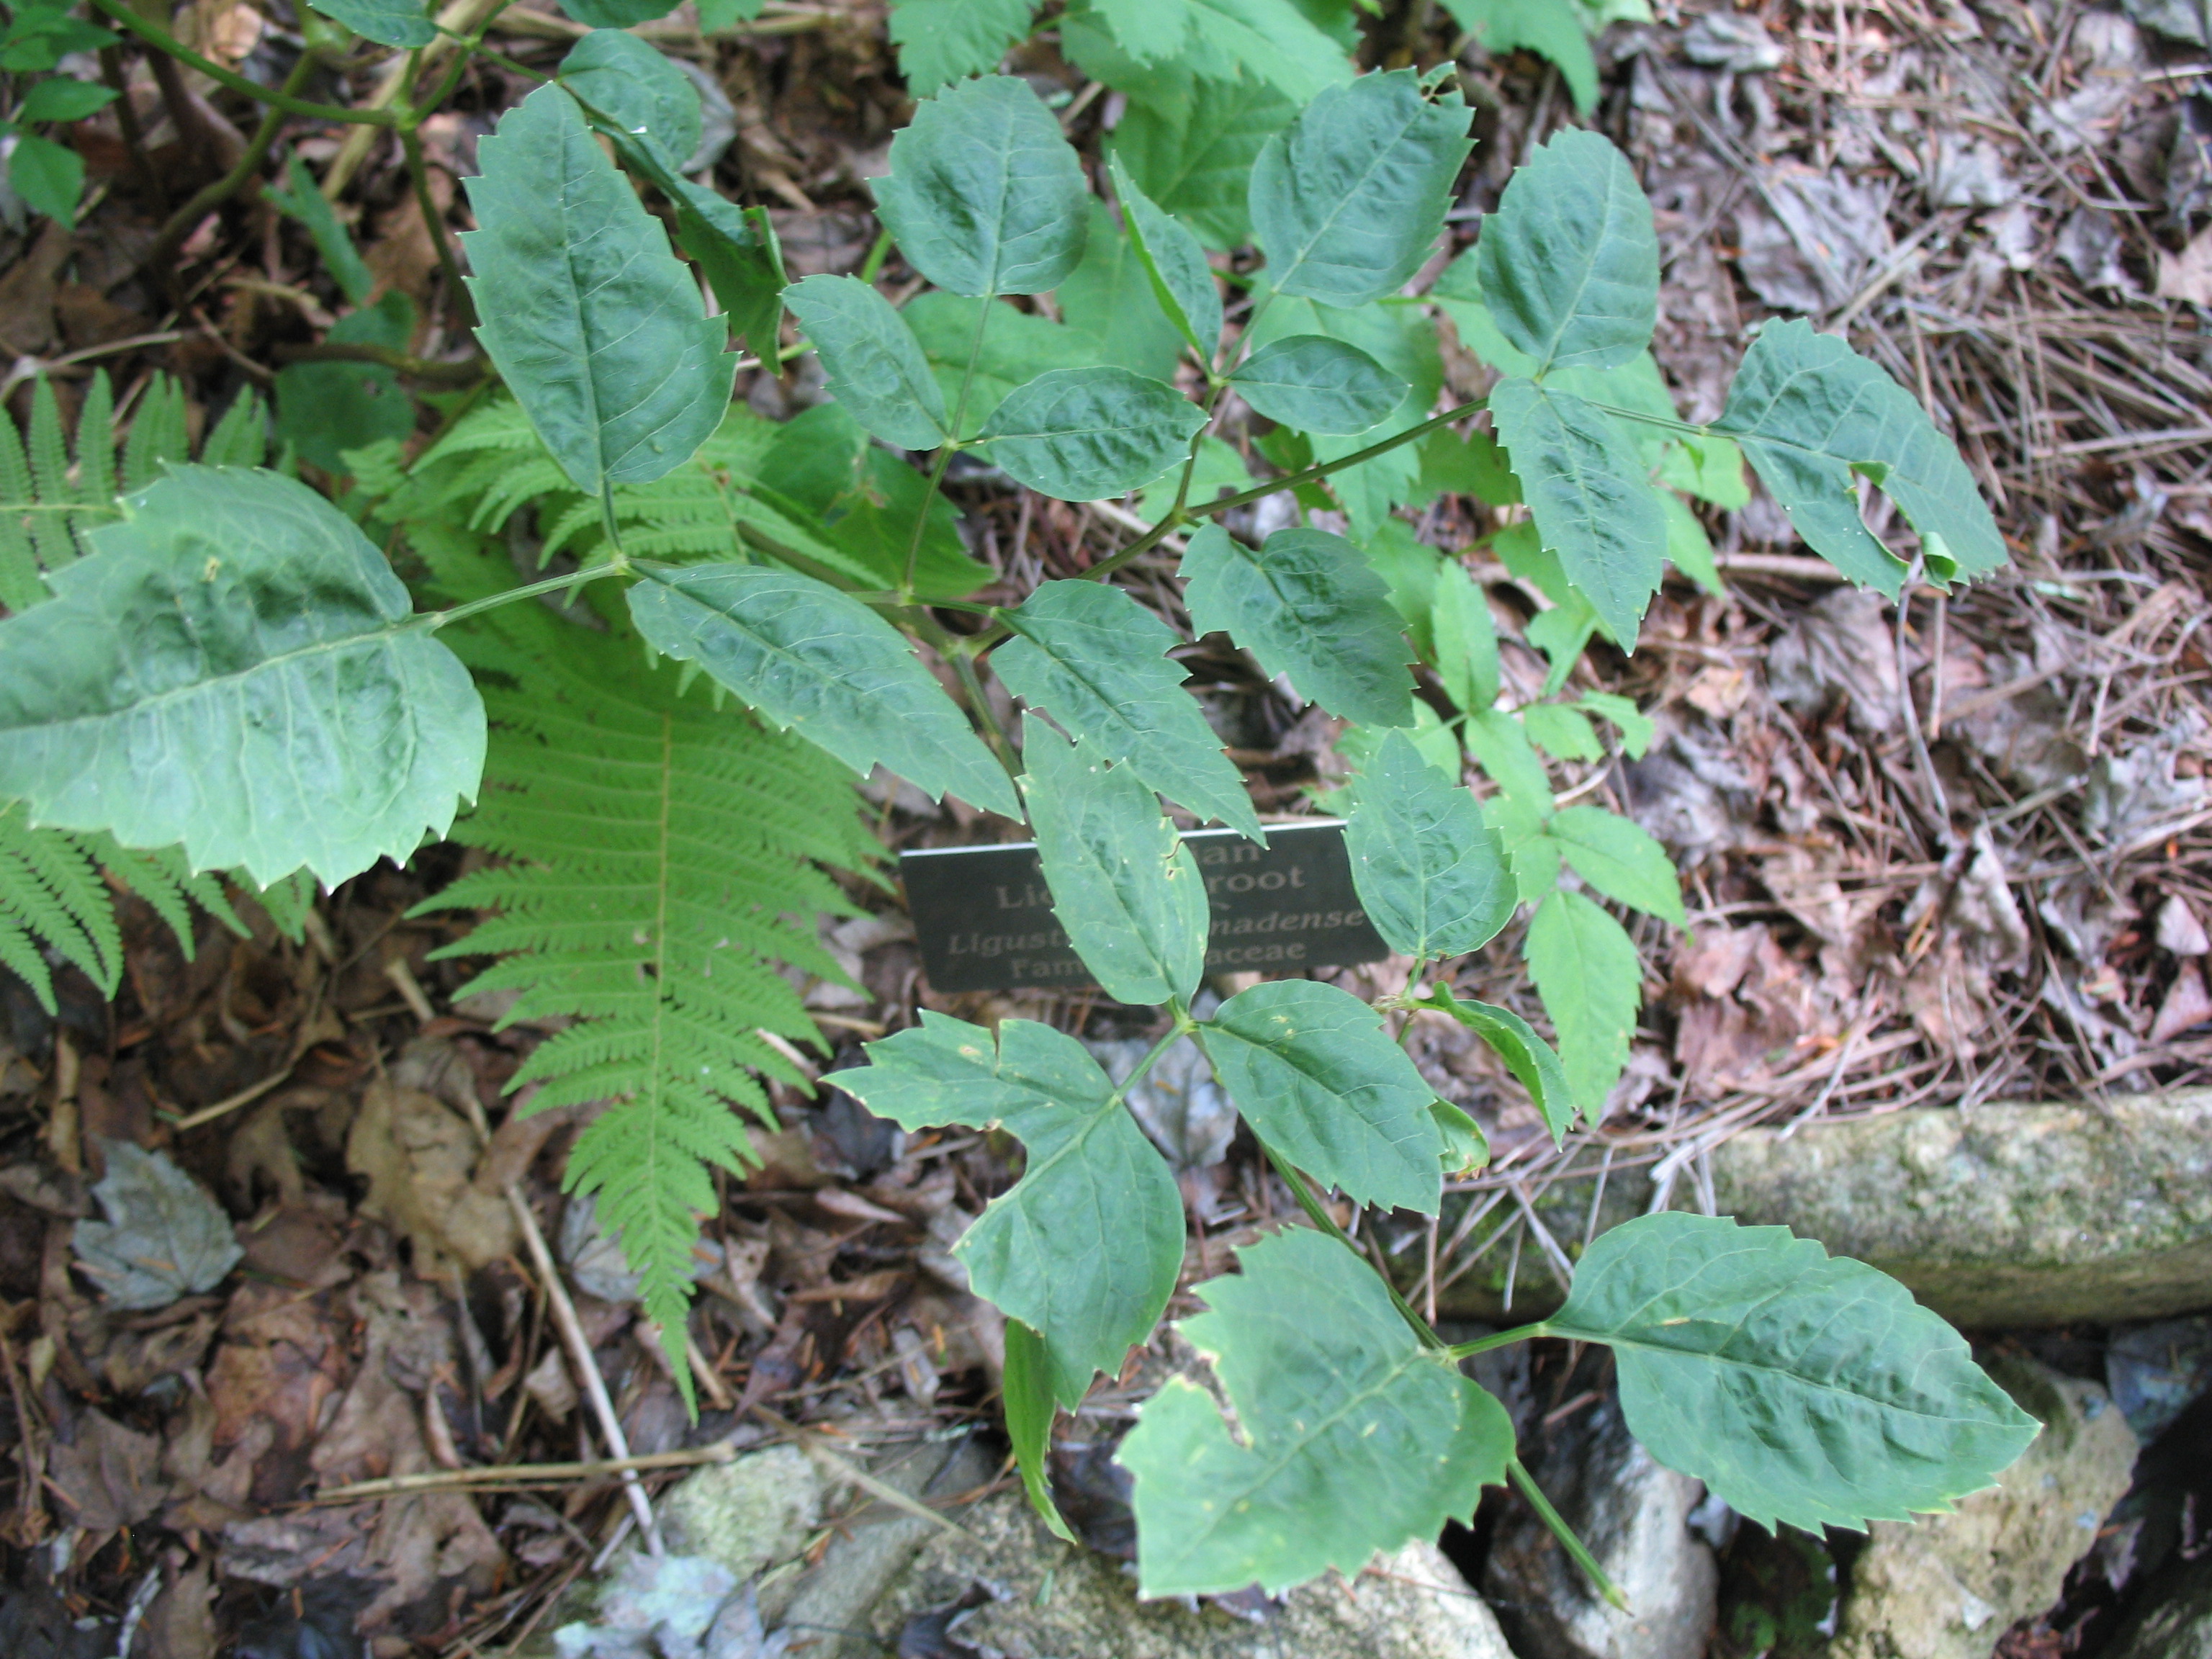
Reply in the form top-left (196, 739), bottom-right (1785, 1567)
top-left (1489, 377), bottom-right (1666, 650)
top-left (783, 275), bottom-right (949, 452)
top-left (269, 155), bottom-right (374, 306)
top-left (1544, 1212), bottom-right (2041, 1532)
top-left (1230, 333), bottom-right (1408, 436)
top-left (1475, 128), bottom-right (1658, 376)
top-left (888, 0), bottom-right (1039, 94)
top-left (1108, 74), bottom-right (1295, 251)
top-left (1439, 0), bottom-right (1599, 112)
top-left (461, 86), bottom-right (734, 497)
top-left (1525, 887), bottom-right (1641, 1123)
top-left (1547, 804), bottom-right (1685, 926)
top-left (1431, 557), bottom-right (1500, 715)
top-left (1181, 524), bottom-right (1414, 728)
top-left (1344, 729), bottom-right (1513, 963)
top-left (903, 293), bottom-right (1088, 433)
top-left (1004, 1320), bottom-right (1079, 1541)
top-left (1107, 153), bottom-right (1223, 361)
top-left (1249, 68), bottom-right (1473, 310)
top-left (1020, 716), bottom-right (1208, 1007)
top-left (0, 465), bottom-right (484, 889)
top-left (625, 563), bottom-right (1019, 819)
top-left (1421, 986), bottom-right (1575, 1144)
top-left (1119, 1226), bottom-right (1511, 1596)
top-left (978, 367), bottom-right (1205, 500)
top-left (1714, 318), bottom-right (2007, 595)
top-left (9, 135), bottom-right (84, 229)
top-left (993, 580), bottom-right (1262, 840)
top-left (872, 74), bottom-right (1088, 297)
top-left (17, 78), bottom-right (116, 123)
top-left (837, 1012), bottom-right (1184, 1409)
top-left (304, 0), bottom-right (434, 48)
top-left (1201, 979), bottom-right (1443, 1215)
top-left (1060, 200), bottom-right (1185, 380)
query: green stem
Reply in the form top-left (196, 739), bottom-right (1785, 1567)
top-left (1509, 1458), bottom-right (1630, 1611)
top-left (141, 52), bottom-right (319, 281)
top-left (423, 561), bottom-right (629, 629)
top-left (1253, 1137), bottom-right (1446, 1352)
top-left (1107, 1013), bottom-right (1198, 1115)
top-left (1198, 397), bottom-right (1487, 520)
top-left (1589, 400), bottom-right (1710, 441)
top-left (903, 296), bottom-right (993, 597)
top-left (400, 122), bottom-right (475, 329)
top-left (1447, 1325), bottom-right (1542, 1359)
top-left (91, 0), bottom-right (401, 126)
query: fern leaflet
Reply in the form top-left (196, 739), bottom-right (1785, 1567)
top-left (408, 531), bottom-right (881, 1375)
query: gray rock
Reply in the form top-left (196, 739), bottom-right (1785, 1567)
top-left (2107, 1316), bottom-right (2212, 1442)
top-left (1431, 1089), bottom-right (2212, 1328)
top-left (1483, 1395), bottom-right (1718, 1659)
top-left (2105, 1555), bottom-right (2212, 1659)
top-left (861, 1488), bottom-right (1518, 1659)
top-left (657, 1446), bottom-right (822, 1583)
top-left (1830, 1357), bottom-right (2138, 1659)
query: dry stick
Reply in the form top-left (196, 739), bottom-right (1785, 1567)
top-left (316, 1443), bottom-right (749, 1502)
top-left (504, 1184), bottom-right (665, 1555)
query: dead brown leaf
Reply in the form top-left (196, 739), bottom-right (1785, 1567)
top-left (2155, 222), bottom-right (2212, 305)
top-left (346, 1080), bottom-right (516, 1273)
top-left (47, 1408), bottom-right (168, 1532)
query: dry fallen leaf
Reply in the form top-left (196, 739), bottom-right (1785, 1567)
top-left (2155, 222), bottom-right (2212, 305)
top-left (46, 1408), bottom-right (169, 1532)
top-left (71, 1140), bottom-right (243, 1311)
top-left (346, 1080), bottom-right (516, 1272)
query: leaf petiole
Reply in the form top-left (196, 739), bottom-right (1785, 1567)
top-left (422, 560), bottom-right (630, 630)
top-left (1253, 1136), bottom-right (1447, 1351)
top-left (1510, 1457), bottom-right (1631, 1611)
top-left (1447, 1325), bottom-right (1542, 1359)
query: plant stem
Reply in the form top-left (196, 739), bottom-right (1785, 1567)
top-left (1197, 397), bottom-right (1487, 520)
top-left (274, 339), bottom-right (487, 385)
top-left (1509, 1457), bottom-right (1630, 1611)
top-left (400, 122), bottom-right (475, 330)
top-left (423, 561), bottom-right (629, 629)
top-left (141, 52), bottom-right (320, 287)
top-left (1447, 1326), bottom-right (1542, 1359)
top-left (1252, 1137), bottom-right (1447, 1351)
top-left (1107, 1013), bottom-right (1198, 1115)
top-left (89, 0), bottom-right (401, 125)
top-left (903, 296), bottom-right (992, 597)
top-left (98, 45), bottom-right (167, 215)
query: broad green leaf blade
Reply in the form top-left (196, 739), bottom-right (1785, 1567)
top-left (1119, 1226), bottom-right (1511, 1596)
top-left (1525, 887), bottom-right (1640, 1122)
top-left (903, 293), bottom-right (1088, 432)
top-left (1421, 987), bottom-right (1575, 1143)
top-left (1344, 729), bottom-right (1513, 963)
top-left (978, 367), bottom-right (1205, 500)
top-left (837, 1012), bottom-right (1184, 1406)
top-left (10, 135), bottom-right (84, 228)
top-left (1020, 716), bottom-right (1208, 1007)
top-left (1523, 703), bottom-right (1602, 761)
top-left (1714, 318), bottom-right (2007, 594)
top-left (783, 275), bottom-right (949, 451)
top-left (1474, 128), bottom-right (1658, 375)
top-left (1548, 804), bottom-right (1685, 925)
top-left (557, 29), bottom-right (699, 170)
top-left (1180, 523), bottom-right (1414, 727)
top-left (557, 0), bottom-right (678, 27)
top-left (461, 85), bottom-right (734, 495)
top-left (1230, 334), bottom-right (1407, 435)
top-left (553, 40), bottom-right (787, 358)
top-left (1201, 979), bottom-right (1442, 1214)
top-left (1489, 377), bottom-right (1666, 649)
top-left (889, 0), bottom-right (1039, 93)
top-left (1004, 1319), bottom-right (1079, 1541)
top-left (1106, 153), bottom-right (1223, 360)
top-left (304, 0), bottom-right (433, 47)
top-left (1439, 0), bottom-right (1599, 112)
top-left (993, 580), bottom-right (1262, 840)
top-left (1249, 68), bottom-right (1473, 309)
top-left (1058, 201), bottom-right (1184, 380)
top-left (0, 466), bottom-right (485, 888)
top-left (1108, 74), bottom-right (1296, 250)
top-left (17, 79), bottom-right (116, 123)
top-left (625, 563), bottom-right (1019, 819)
top-left (274, 292), bottom-right (417, 474)
top-left (1078, 0), bottom-right (1353, 102)
top-left (872, 74), bottom-right (1088, 297)
top-left (1431, 557), bottom-right (1499, 715)
top-left (1433, 1100), bottom-right (1490, 1176)
top-left (1545, 1213), bottom-right (2041, 1532)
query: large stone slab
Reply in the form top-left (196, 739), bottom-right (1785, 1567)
top-left (1432, 1089), bottom-right (2212, 1327)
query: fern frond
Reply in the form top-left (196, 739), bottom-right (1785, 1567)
top-left (0, 801), bottom-right (119, 1007)
top-left (201, 388), bottom-right (271, 467)
top-left (120, 374), bottom-right (189, 491)
top-left (414, 541), bottom-right (881, 1379)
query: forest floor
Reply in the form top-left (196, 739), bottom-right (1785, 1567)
top-left (0, 0), bottom-right (2208, 1654)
